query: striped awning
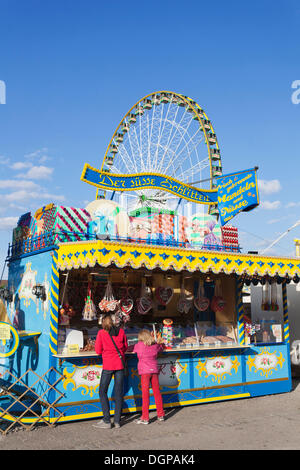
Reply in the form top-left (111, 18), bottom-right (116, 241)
top-left (56, 240), bottom-right (300, 278)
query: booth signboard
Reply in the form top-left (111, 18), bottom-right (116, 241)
top-left (81, 165), bottom-right (259, 225)
top-left (216, 168), bottom-right (260, 225)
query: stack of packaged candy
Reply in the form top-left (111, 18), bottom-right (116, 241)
top-left (162, 318), bottom-right (174, 349)
top-left (221, 225), bottom-right (239, 251)
top-left (177, 215), bottom-right (189, 245)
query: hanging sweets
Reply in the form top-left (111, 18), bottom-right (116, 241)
top-left (270, 281), bottom-right (279, 311)
top-left (194, 279), bottom-right (210, 312)
top-left (136, 277), bottom-right (153, 315)
top-left (155, 286), bottom-right (174, 306)
top-left (177, 278), bottom-right (193, 314)
top-left (162, 318), bottom-right (174, 348)
top-left (261, 281), bottom-right (270, 311)
top-left (82, 283), bottom-right (97, 321)
top-left (99, 279), bottom-right (119, 313)
top-left (119, 286), bottom-right (134, 323)
top-left (210, 279), bottom-right (226, 313)
top-left (120, 287), bottom-right (134, 316)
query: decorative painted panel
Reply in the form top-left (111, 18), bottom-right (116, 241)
top-left (196, 352), bottom-right (242, 386)
top-left (245, 344), bottom-right (289, 382)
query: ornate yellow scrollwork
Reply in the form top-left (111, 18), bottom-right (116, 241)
top-left (196, 355), bottom-right (240, 384)
top-left (62, 363), bottom-right (103, 398)
top-left (246, 347), bottom-right (285, 378)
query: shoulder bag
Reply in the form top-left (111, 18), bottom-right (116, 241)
top-left (109, 332), bottom-right (129, 377)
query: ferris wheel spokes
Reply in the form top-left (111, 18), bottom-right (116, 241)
top-left (99, 91), bottom-right (222, 210)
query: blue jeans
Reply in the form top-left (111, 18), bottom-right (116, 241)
top-left (99, 369), bottom-right (124, 424)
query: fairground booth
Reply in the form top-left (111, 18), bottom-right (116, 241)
top-left (0, 91), bottom-right (296, 432)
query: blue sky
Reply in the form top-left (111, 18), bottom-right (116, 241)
top-left (1, 0), bottom-right (300, 273)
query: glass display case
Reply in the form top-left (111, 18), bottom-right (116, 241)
top-left (244, 318), bottom-right (283, 344)
top-left (57, 319), bottom-right (239, 356)
top-left (195, 321), bottom-right (238, 347)
top-left (125, 321), bottom-right (238, 351)
top-left (57, 323), bottom-right (99, 355)
top-left (242, 284), bottom-right (284, 345)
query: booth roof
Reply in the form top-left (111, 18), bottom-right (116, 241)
top-left (55, 239), bottom-right (300, 278)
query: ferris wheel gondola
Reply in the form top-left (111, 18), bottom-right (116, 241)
top-left (97, 91), bottom-right (223, 214)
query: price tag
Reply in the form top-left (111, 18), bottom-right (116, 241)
top-left (0, 323), bottom-right (11, 341)
top-left (67, 344), bottom-right (80, 354)
top-left (0, 322), bottom-right (19, 357)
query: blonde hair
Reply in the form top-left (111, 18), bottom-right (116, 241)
top-left (138, 329), bottom-right (155, 346)
top-left (102, 315), bottom-right (114, 331)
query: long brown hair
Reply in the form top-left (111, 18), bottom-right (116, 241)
top-left (102, 314), bottom-right (114, 331)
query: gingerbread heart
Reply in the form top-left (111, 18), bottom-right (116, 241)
top-left (155, 287), bottom-right (174, 306)
top-left (137, 296), bottom-right (152, 315)
top-left (177, 297), bottom-right (193, 314)
top-left (184, 299), bottom-right (193, 313)
top-left (194, 296), bottom-right (210, 312)
top-left (177, 298), bottom-right (186, 313)
top-left (120, 298), bottom-right (133, 314)
top-left (210, 296), bottom-right (226, 312)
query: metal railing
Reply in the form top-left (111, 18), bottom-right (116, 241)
top-left (0, 366), bottom-right (64, 434)
top-left (7, 230), bottom-right (241, 259)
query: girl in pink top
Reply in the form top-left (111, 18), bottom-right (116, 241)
top-left (133, 329), bottom-right (165, 424)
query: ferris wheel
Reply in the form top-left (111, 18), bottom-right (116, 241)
top-left (98, 91), bottom-right (222, 214)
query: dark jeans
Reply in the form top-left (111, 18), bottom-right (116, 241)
top-left (99, 369), bottom-right (124, 424)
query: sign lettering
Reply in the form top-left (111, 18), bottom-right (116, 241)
top-left (216, 168), bottom-right (259, 225)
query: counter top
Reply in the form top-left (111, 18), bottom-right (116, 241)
top-left (53, 343), bottom-right (252, 359)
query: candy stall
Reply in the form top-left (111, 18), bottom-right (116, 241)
top-left (0, 91), bottom-right (296, 426)
top-left (0, 197), bottom-right (295, 426)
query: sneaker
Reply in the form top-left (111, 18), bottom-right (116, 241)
top-left (157, 416), bottom-right (165, 421)
top-left (92, 420), bottom-right (111, 429)
top-left (135, 418), bottom-right (149, 425)
top-left (114, 422), bottom-right (121, 428)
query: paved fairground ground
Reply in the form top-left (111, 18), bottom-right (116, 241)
top-left (1, 377), bottom-right (300, 452)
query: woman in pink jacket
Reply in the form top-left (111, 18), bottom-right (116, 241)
top-left (133, 329), bottom-right (165, 424)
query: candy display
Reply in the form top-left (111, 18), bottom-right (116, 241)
top-left (119, 287), bottom-right (134, 316)
top-left (177, 279), bottom-right (193, 314)
top-left (210, 279), bottom-right (226, 312)
top-left (201, 336), bottom-right (220, 344)
top-left (194, 280), bottom-right (210, 312)
top-left (180, 336), bottom-right (198, 345)
top-left (155, 286), bottom-right (174, 306)
top-left (221, 225), bottom-right (239, 251)
top-left (82, 284), bottom-right (97, 321)
top-left (162, 318), bottom-right (174, 348)
top-left (81, 338), bottom-right (96, 352)
top-left (136, 278), bottom-right (153, 315)
top-left (98, 280), bottom-right (119, 313)
top-left (59, 304), bottom-right (75, 326)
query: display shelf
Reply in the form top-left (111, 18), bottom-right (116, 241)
top-left (18, 331), bottom-right (41, 339)
top-left (54, 343), bottom-right (252, 359)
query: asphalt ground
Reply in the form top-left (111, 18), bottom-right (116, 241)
top-left (1, 378), bottom-right (300, 452)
